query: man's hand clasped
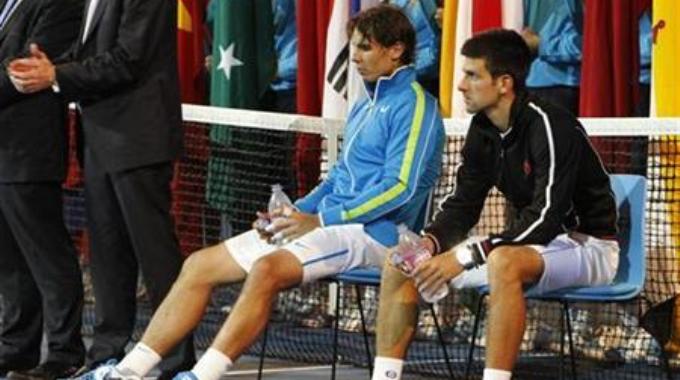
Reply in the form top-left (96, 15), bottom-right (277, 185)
top-left (252, 206), bottom-right (321, 245)
top-left (7, 43), bottom-right (56, 94)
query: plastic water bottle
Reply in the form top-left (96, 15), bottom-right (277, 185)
top-left (391, 224), bottom-right (449, 303)
top-left (255, 184), bottom-right (294, 245)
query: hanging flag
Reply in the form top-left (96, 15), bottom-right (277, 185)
top-left (295, 0), bottom-right (333, 197)
top-left (322, 0), bottom-right (350, 118)
top-left (651, 0), bottom-right (680, 117)
top-left (472, 0), bottom-right (501, 32)
top-left (206, 0), bottom-right (276, 232)
top-left (296, 0), bottom-right (333, 116)
top-left (439, 0), bottom-right (458, 117)
top-left (501, 0), bottom-right (524, 31)
top-left (580, 0), bottom-right (643, 117)
top-left (448, 0), bottom-right (522, 117)
top-left (177, 0), bottom-right (208, 104)
top-left (209, 0), bottom-right (275, 110)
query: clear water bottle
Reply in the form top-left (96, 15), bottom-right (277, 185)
top-left (255, 184), bottom-right (294, 245)
top-left (391, 224), bottom-right (449, 303)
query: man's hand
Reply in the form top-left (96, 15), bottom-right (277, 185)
top-left (520, 27), bottom-right (540, 53)
top-left (7, 44), bottom-right (56, 94)
top-left (253, 211), bottom-right (274, 241)
top-left (265, 206), bottom-right (321, 244)
top-left (412, 250), bottom-right (463, 296)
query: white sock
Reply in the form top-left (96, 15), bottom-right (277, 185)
top-left (483, 368), bottom-right (512, 380)
top-left (191, 348), bottom-right (233, 380)
top-left (116, 342), bottom-right (162, 376)
top-left (371, 357), bottom-right (404, 380)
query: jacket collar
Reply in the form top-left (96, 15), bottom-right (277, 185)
top-left (474, 90), bottom-right (532, 143)
top-left (363, 65), bottom-right (416, 105)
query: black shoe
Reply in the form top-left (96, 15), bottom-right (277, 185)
top-left (6, 362), bottom-right (81, 380)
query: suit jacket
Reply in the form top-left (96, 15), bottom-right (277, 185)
top-left (55, 0), bottom-right (183, 172)
top-left (0, 0), bottom-right (83, 183)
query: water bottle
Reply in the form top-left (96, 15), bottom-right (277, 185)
top-left (391, 224), bottom-right (449, 303)
top-left (256, 184), bottom-right (294, 245)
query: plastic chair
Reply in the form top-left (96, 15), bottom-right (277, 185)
top-left (256, 191), bottom-right (456, 379)
top-left (464, 174), bottom-right (659, 379)
top-left (326, 267), bottom-right (455, 379)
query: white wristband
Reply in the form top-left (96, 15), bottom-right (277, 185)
top-left (455, 244), bottom-right (475, 270)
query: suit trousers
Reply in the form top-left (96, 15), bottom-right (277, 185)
top-left (83, 150), bottom-right (195, 371)
top-left (0, 183), bottom-right (84, 367)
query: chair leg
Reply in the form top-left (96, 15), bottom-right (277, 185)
top-left (563, 302), bottom-right (578, 380)
top-left (331, 282), bottom-right (341, 380)
top-left (258, 323), bottom-right (269, 380)
top-left (429, 303), bottom-right (455, 379)
top-left (354, 285), bottom-right (374, 377)
top-left (465, 295), bottom-right (486, 380)
top-left (559, 306), bottom-right (565, 380)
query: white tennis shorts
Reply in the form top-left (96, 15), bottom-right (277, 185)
top-left (225, 224), bottom-right (388, 283)
top-left (450, 232), bottom-right (620, 295)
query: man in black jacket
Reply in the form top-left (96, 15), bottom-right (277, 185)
top-left (371, 29), bottom-right (620, 380)
top-left (0, 0), bottom-right (84, 378)
top-left (8, 0), bottom-right (195, 376)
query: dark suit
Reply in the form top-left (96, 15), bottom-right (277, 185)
top-left (53, 0), bottom-right (194, 372)
top-left (0, 0), bottom-right (84, 370)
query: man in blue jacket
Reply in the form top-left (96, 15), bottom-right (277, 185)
top-left (77, 5), bottom-right (444, 380)
top-left (522, 0), bottom-right (583, 115)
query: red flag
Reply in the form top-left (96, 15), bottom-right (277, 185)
top-left (294, 0), bottom-right (333, 197)
top-left (580, 0), bottom-right (650, 173)
top-left (472, 0), bottom-right (502, 33)
top-left (178, 0), bottom-right (207, 104)
top-left (580, 0), bottom-right (649, 116)
top-left (296, 0), bottom-right (333, 115)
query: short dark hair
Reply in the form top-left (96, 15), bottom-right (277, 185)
top-left (461, 29), bottom-right (531, 92)
top-left (346, 4), bottom-right (415, 65)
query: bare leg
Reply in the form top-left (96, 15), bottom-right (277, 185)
top-left (485, 246), bottom-right (544, 370)
top-left (210, 250), bottom-right (303, 360)
top-left (375, 260), bottom-right (420, 358)
top-left (140, 243), bottom-right (247, 356)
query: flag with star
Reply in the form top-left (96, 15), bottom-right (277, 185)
top-left (206, 0), bottom-right (276, 226)
top-left (209, 0), bottom-right (275, 110)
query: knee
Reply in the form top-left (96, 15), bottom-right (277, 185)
top-left (247, 256), bottom-right (292, 293)
top-left (178, 248), bottom-right (214, 285)
top-left (486, 247), bottom-right (522, 286)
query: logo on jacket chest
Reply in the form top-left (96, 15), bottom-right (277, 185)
top-left (522, 159), bottom-right (532, 176)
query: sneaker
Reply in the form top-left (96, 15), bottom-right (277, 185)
top-left (171, 372), bottom-right (198, 380)
top-left (74, 360), bottom-right (140, 380)
top-left (6, 361), bottom-right (80, 380)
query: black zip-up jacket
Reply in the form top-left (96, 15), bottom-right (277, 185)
top-left (424, 93), bottom-right (617, 255)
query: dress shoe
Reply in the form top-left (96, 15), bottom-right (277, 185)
top-left (6, 361), bottom-right (81, 380)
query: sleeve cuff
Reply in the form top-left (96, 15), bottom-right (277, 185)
top-left (319, 205), bottom-right (343, 226)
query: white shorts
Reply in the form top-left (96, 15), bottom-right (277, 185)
top-left (224, 224), bottom-right (388, 283)
top-left (450, 233), bottom-right (620, 295)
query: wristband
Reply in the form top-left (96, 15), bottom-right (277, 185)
top-left (455, 239), bottom-right (493, 270)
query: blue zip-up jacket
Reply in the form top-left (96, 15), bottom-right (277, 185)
top-left (526, 0), bottom-right (583, 88)
top-left (270, 0), bottom-right (297, 91)
top-left (391, 0), bottom-right (440, 80)
top-left (295, 67), bottom-right (445, 247)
